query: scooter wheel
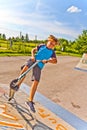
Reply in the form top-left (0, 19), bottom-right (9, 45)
top-left (10, 79), bottom-right (18, 89)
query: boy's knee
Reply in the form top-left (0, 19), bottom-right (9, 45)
top-left (21, 65), bottom-right (25, 70)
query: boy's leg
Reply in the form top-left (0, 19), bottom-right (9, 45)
top-left (9, 60), bottom-right (33, 100)
top-left (25, 65), bottom-right (41, 112)
top-left (28, 65), bottom-right (41, 101)
top-left (28, 80), bottom-right (39, 101)
top-left (17, 58), bottom-right (34, 88)
top-left (25, 80), bottom-right (39, 113)
top-left (17, 65), bottom-right (29, 87)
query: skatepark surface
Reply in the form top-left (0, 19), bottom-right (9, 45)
top-left (0, 56), bottom-right (87, 129)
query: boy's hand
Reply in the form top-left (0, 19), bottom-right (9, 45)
top-left (31, 56), bottom-right (36, 62)
top-left (42, 59), bottom-right (48, 64)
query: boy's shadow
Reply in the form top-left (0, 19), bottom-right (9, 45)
top-left (10, 99), bottom-right (53, 130)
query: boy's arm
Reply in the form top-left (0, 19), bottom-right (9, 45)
top-left (42, 50), bottom-right (57, 64)
top-left (48, 51), bottom-right (57, 64)
top-left (31, 47), bottom-right (37, 61)
top-left (42, 58), bottom-right (57, 64)
top-left (47, 57), bottom-right (57, 64)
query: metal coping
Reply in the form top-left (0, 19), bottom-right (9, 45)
top-left (74, 67), bottom-right (87, 72)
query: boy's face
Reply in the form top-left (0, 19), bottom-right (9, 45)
top-left (47, 40), bottom-right (56, 49)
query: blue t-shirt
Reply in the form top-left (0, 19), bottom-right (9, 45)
top-left (35, 44), bottom-right (56, 69)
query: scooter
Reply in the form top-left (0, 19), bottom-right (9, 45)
top-left (8, 60), bottom-right (41, 101)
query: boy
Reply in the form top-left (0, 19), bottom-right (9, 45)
top-left (12, 35), bottom-right (59, 112)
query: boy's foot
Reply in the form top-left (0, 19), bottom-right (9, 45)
top-left (25, 101), bottom-right (36, 113)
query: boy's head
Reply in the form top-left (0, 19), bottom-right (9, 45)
top-left (48, 35), bottom-right (59, 45)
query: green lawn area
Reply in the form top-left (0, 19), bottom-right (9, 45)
top-left (0, 39), bottom-right (81, 57)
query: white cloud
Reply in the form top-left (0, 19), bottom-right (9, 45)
top-left (67, 6), bottom-right (82, 13)
top-left (35, 0), bottom-right (42, 11)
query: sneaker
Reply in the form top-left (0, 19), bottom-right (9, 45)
top-left (10, 79), bottom-right (19, 91)
top-left (13, 85), bottom-right (19, 91)
top-left (25, 101), bottom-right (36, 113)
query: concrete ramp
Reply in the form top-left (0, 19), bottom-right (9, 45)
top-left (0, 83), bottom-right (87, 130)
top-left (75, 53), bottom-right (87, 72)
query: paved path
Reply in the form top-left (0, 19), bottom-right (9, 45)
top-left (0, 56), bottom-right (87, 122)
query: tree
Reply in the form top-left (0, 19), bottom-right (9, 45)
top-left (21, 35), bottom-right (25, 42)
top-left (74, 30), bottom-right (87, 54)
top-left (59, 38), bottom-right (68, 51)
top-left (2, 34), bottom-right (6, 40)
top-left (0, 33), bottom-right (1, 39)
top-left (25, 33), bottom-right (29, 42)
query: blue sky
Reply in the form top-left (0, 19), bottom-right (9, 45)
top-left (0, 0), bottom-right (87, 40)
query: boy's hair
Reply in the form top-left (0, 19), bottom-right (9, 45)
top-left (48, 35), bottom-right (59, 45)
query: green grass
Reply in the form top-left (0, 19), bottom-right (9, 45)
top-left (0, 39), bottom-right (81, 57)
top-left (0, 53), bottom-right (30, 56)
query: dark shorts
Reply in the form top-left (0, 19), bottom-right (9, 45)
top-left (21, 59), bottom-right (41, 82)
